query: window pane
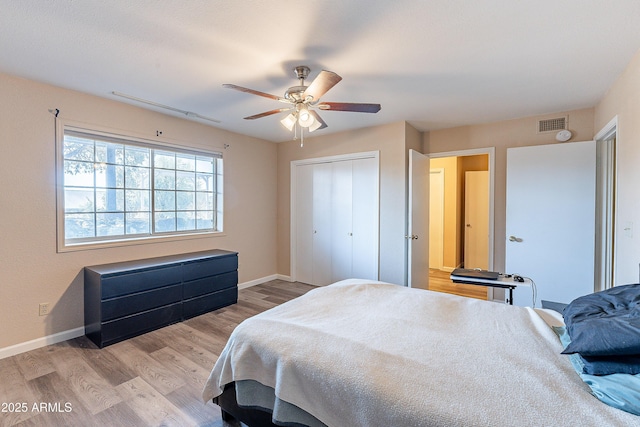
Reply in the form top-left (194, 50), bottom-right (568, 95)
top-left (125, 166), bottom-right (150, 189)
top-left (176, 171), bottom-right (195, 191)
top-left (216, 172), bottom-right (223, 193)
top-left (155, 212), bottom-right (176, 232)
top-left (196, 192), bottom-right (213, 210)
top-left (197, 211), bottom-right (213, 229)
top-left (176, 153), bottom-right (195, 171)
top-left (65, 188), bottom-right (95, 212)
top-left (96, 164), bottom-right (124, 189)
top-left (154, 169), bottom-right (175, 190)
top-left (126, 189), bottom-right (150, 211)
top-left (196, 173), bottom-right (213, 191)
top-left (96, 189), bottom-right (124, 212)
top-left (65, 213), bottom-right (95, 238)
top-left (154, 150), bottom-right (175, 169)
top-left (177, 191), bottom-right (195, 210)
top-left (177, 211), bottom-right (195, 231)
top-left (64, 137), bottom-right (94, 161)
top-left (96, 213), bottom-right (124, 237)
top-left (64, 160), bottom-right (95, 187)
top-left (196, 157), bottom-right (213, 173)
top-left (126, 212), bottom-right (150, 234)
top-left (155, 190), bottom-right (175, 211)
top-left (125, 146), bottom-right (149, 167)
top-left (96, 142), bottom-right (124, 164)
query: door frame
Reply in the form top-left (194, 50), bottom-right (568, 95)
top-left (290, 151), bottom-right (380, 284)
top-left (428, 147), bottom-right (495, 272)
top-left (594, 116), bottom-right (618, 291)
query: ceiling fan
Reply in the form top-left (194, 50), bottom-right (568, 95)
top-left (223, 66), bottom-right (381, 141)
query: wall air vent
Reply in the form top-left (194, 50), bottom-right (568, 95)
top-left (538, 116), bottom-right (567, 133)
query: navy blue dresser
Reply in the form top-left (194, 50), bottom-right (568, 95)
top-left (84, 249), bottom-right (238, 348)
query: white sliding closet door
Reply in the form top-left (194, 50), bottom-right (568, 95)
top-left (331, 160), bottom-right (353, 282)
top-left (351, 157), bottom-right (378, 280)
top-left (293, 153), bottom-right (379, 286)
top-left (294, 164), bottom-right (314, 285)
top-left (313, 162), bottom-right (333, 286)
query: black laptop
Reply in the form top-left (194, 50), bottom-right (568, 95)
top-left (451, 268), bottom-right (500, 281)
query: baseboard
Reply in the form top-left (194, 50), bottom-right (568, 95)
top-left (0, 327), bottom-right (85, 360)
top-left (238, 274), bottom-right (294, 289)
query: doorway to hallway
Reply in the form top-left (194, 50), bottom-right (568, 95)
top-left (428, 149), bottom-right (493, 300)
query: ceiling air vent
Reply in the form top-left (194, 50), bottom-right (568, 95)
top-left (538, 116), bottom-right (567, 133)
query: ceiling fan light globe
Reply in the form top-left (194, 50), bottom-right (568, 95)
top-left (280, 113), bottom-right (296, 131)
top-left (298, 108), bottom-right (315, 127)
top-left (308, 119), bottom-right (322, 132)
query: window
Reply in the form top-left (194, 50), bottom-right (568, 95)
top-left (59, 128), bottom-right (223, 248)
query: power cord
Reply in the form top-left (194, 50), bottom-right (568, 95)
top-left (501, 272), bottom-right (537, 307)
top-left (516, 275), bottom-right (537, 308)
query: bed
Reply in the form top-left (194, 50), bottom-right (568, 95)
top-left (202, 279), bottom-right (640, 426)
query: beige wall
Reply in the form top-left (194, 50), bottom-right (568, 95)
top-left (277, 121), bottom-right (419, 286)
top-left (595, 49), bottom-right (640, 284)
top-left (0, 72), bottom-right (278, 350)
top-left (425, 108), bottom-right (595, 273)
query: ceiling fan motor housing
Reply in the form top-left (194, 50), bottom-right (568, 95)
top-left (285, 85), bottom-right (307, 102)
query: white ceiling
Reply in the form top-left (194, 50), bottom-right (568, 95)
top-left (2, 1), bottom-right (639, 142)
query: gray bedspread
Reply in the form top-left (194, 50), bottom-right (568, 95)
top-left (203, 279), bottom-right (640, 426)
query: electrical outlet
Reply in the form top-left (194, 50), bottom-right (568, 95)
top-left (39, 303), bottom-right (50, 316)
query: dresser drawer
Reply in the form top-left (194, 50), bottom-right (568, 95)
top-left (182, 254), bottom-right (238, 282)
top-left (183, 271), bottom-right (238, 299)
top-left (183, 287), bottom-right (238, 319)
top-left (100, 302), bottom-right (182, 347)
top-left (100, 265), bottom-right (182, 299)
top-left (102, 284), bottom-right (182, 321)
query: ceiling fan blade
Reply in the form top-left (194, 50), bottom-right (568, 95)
top-left (223, 84), bottom-right (290, 104)
top-left (317, 102), bottom-right (381, 113)
top-left (309, 110), bottom-right (328, 131)
top-left (244, 108), bottom-right (291, 120)
top-left (303, 71), bottom-right (342, 101)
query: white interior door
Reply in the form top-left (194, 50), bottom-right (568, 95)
top-left (464, 171), bottom-right (489, 270)
top-left (429, 169), bottom-right (444, 269)
top-left (506, 141), bottom-right (596, 306)
top-left (408, 149), bottom-right (430, 289)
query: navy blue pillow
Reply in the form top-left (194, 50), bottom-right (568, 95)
top-left (562, 284), bottom-right (640, 356)
top-left (579, 353), bottom-right (640, 376)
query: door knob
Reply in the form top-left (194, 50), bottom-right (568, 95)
top-left (509, 235), bottom-right (523, 242)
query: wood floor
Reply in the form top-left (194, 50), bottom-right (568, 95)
top-left (0, 276), bottom-right (485, 427)
top-left (428, 269), bottom-right (488, 300)
top-left (0, 280), bottom-right (315, 427)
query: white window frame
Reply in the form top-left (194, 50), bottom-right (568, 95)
top-left (56, 121), bottom-right (224, 252)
